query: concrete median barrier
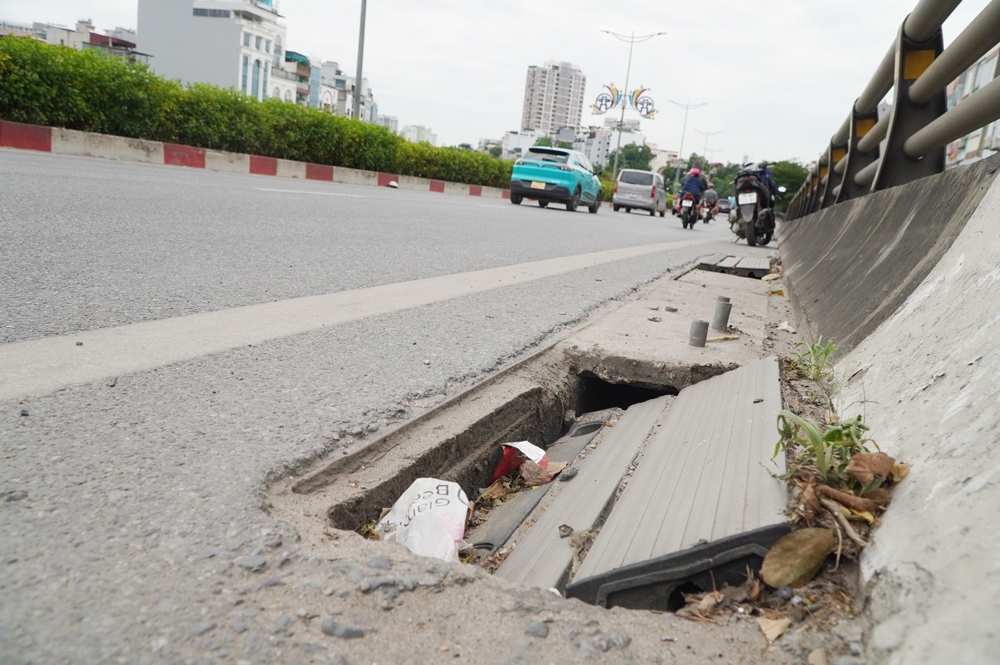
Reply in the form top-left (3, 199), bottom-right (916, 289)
top-left (779, 155), bottom-right (1000, 352)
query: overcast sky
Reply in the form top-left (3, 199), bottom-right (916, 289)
top-left (3, 0), bottom-right (991, 164)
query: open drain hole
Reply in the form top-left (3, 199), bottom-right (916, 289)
top-left (326, 372), bottom-right (676, 533)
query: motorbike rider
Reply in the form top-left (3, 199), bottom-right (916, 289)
top-left (680, 167), bottom-right (707, 209)
top-left (703, 185), bottom-right (719, 219)
top-left (760, 162), bottom-right (779, 207)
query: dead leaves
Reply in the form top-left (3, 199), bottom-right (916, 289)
top-left (757, 616), bottom-right (793, 643)
top-left (760, 528), bottom-right (836, 589)
top-left (519, 459), bottom-right (568, 486)
top-left (845, 452), bottom-right (895, 486)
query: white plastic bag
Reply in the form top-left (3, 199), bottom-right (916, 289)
top-left (375, 478), bottom-right (470, 563)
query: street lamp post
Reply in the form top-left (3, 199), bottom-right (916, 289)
top-left (352, 0), bottom-right (367, 121)
top-left (694, 129), bottom-right (722, 175)
top-left (602, 30), bottom-right (666, 179)
top-left (669, 100), bottom-right (706, 193)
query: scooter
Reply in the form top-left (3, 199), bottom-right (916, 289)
top-left (730, 164), bottom-right (786, 246)
top-left (679, 193), bottom-right (698, 229)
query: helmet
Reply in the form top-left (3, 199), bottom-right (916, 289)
top-left (691, 168), bottom-right (701, 175)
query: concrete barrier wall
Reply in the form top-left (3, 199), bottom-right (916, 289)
top-left (780, 154), bottom-right (1000, 663)
top-left (0, 119), bottom-right (510, 199)
top-left (778, 155), bottom-right (1000, 352)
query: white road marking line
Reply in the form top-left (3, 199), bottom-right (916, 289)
top-left (256, 188), bottom-right (363, 197)
top-left (1, 237), bottom-right (719, 401)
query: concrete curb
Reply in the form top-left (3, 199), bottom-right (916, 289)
top-left (0, 119), bottom-right (509, 199)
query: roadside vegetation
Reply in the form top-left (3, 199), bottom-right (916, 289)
top-left (0, 37), bottom-right (512, 187)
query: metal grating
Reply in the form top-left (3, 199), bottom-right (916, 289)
top-left (566, 357), bottom-right (788, 609)
top-left (698, 255), bottom-right (773, 279)
top-left (494, 397), bottom-right (671, 590)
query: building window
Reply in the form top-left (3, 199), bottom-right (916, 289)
top-left (255, 36), bottom-right (262, 50)
top-left (193, 8), bottom-right (230, 17)
top-left (262, 64), bottom-right (268, 100)
top-left (265, 40), bottom-right (271, 53)
top-left (243, 32), bottom-right (250, 46)
top-left (284, 90), bottom-right (292, 102)
top-left (252, 59), bottom-right (261, 99)
top-left (273, 86), bottom-right (280, 98)
top-left (242, 55), bottom-right (249, 93)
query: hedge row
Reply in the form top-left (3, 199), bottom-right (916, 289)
top-left (0, 37), bottom-right (513, 187)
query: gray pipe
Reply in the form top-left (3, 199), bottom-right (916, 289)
top-left (832, 115), bottom-right (851, 147)
top-left (909, 0), bottom-right (1000, 105)
top-left (834, 154), bottom-right (848, 175)
top-left (711, 300), bottom-right (733, 331)
top-left (855, 158), bottom-right (881, 187)
top-left (689, 320), bottom-right (709, 347)
top-left (856, 46), bottom-right (895, 115)
top-left (904, 75), bottom-right (1000, 157)
top-left (857, 114), bottom-right (890, 153)
top-left (905, 0), bottom-right (964, 41)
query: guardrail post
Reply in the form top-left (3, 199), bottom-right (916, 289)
top-left (873, 18), bottom-right (946, 190)
top-left (806, 167), bottom-right (821, 214)
top-left (822, 143), bottom-right (846, 209)
top-left (836, 102), bottom-right (880, 202)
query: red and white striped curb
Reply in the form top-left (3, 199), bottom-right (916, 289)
top-left (0, 120), bottom-right (511, 199)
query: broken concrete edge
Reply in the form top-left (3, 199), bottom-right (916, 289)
top-left (270, 256), bottom-right (712, 492)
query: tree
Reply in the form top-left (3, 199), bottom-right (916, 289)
top-left (768, 160), bottom-right (809, 212)
top-left (606, 143), bottom-right (654, 173)
top-left (488, 145), bottom-right (502, 159)
top-left (533, 136), bottom-right (553, 147)
top-left (556, 140), bottom-right (573, 149)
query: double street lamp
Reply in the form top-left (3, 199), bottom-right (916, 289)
top-left (694, 128), bottom-right (722, 176)
top-left (601, 30), bottom-right (666, 178)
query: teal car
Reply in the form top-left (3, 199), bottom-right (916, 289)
top-left (509, 147), bottom-right (602, 213)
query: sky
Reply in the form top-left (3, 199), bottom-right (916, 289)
top-left (3, 0), bottom-right (991, 164)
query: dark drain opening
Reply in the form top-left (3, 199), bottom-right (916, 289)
top-left (327, 372), bottom-right (678, 533)
top-left (575, 372), bottom-right (677, 414)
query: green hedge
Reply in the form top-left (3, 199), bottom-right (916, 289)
top-left (0, 37), bottom-right (512, 187)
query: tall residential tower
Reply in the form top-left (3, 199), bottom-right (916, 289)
top-left (520, 61), bottom-right (586, 136)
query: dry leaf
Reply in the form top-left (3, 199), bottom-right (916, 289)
top-left (696, 590), bottom-right (724, 617)
top-left (849, 508), bottom-right (876, 524)
top-left (748, 577), bottom-right (761, 602)
top-left (808, 647), bottom-right (830, 665)
top-left (800, 481), bottom-right (822, 517)
top-left (890, 462), bottom-right (911, 483)
top-left (480, 479), bottom-right (507, 500)
top-left (757, 617), bottom-right (792, 643)
top-left (519, 459), bottom-right (568, 486)
top-left (865, 488), bottom-right (891, 506)
top-left (845, 452), bottom-right (896, 486)
top-left (815, 484), bottom-right (881, 513)
top-left (760, 528), bottom-right (835, 588)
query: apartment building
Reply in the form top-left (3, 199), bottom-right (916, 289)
top-left (137, 0), bottom-right (286, 101)
top-left (520, 61), bottom-right (586, 136)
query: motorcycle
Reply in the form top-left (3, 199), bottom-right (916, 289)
top-left (730, 163), bottom-right (786, 246)
top-left (679, 192), bottom-right (698, 229)
top-left (702, 201), bottom-right (714, 224)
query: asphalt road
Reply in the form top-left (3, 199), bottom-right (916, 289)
top-left (0, 149), bottom-right (775, 663)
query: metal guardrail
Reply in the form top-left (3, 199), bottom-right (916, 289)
top-left (788, 0), bottom-right (1000, 220)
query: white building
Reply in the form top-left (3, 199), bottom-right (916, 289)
top-left (521, 61), bottom-right (586, 135)
top-left (400, 125), bottom-right (437, 146)
top-left (377, 115), bottom-right (399, 134)
top-left (648, 144), bottom-right (679, 173)
top-left (571, 124), bottom-right (646, 169)
top-left (500, 129), bottom-right (546, 159)
top-left (137, 0), bottom-right (287, 102)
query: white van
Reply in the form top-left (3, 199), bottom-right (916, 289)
top-left (612, 169), bottom-right (667, 217)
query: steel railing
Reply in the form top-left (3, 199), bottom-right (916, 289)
top-left (787, 0), bottom-right (1000, 220)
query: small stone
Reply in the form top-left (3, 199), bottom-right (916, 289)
top-left (359, 577), bottom-right (396, 593)
top-left (664, 306), bottom-right (678, 312)
top-left (321, 619), bottom-right (366, 639)
top-left (367, 556), bottom-right (392, 571)
top-left (229, 621), bottom-right (248, 634)
top-left (558, 524), bottom-right (573, 538)
top-left (559, 467), bottom-right (579, 482)
top-left (351, 428), bottom-right (364, 437)
top-left (190, 621), bottom-right (217, 637)
top-left (5, 490), bottom-right (28, 502)
top-left (525, 621), bottom-right (549, 638)
top-left (75, 341), bottom-right (83, 346)
top-left (367, 423), bottom-right (379, 433)
top-left (195, 549), bottom-right (218, 561)
top-left (234, 555), bottom-right (267, 572)
top-left (661, 636), bottom-right (676, 642)
top-left (274, 615), bottom-right (295, 634)
top-left (19, 409), bottom-right (28, 417)
top-left (264, 537), bottom-right (282, 549)
top-left (423, 359), bottom-right (430, 365)
top-left (777, 587), bottom-right (794, 601)
top-left (215, 560), bottom-right (233, 574)
top-left (648, 316), bottom-right (662, 322)
top-left (259, 578), bottom-right (285, 588)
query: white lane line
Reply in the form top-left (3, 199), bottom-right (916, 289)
top-left (257, 188), bottom-right (363, 197)
top-left (1, 237), bottom-right (718, 401)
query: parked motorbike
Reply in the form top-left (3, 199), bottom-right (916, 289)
top-left (679, 192), bottom-right (699, 228)
top-left (730, 163), bottom-right (786, 246)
